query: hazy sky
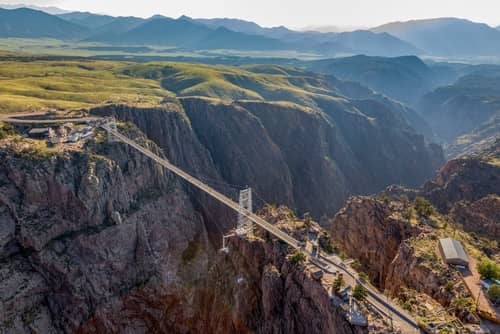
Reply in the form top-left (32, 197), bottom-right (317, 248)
top-left (3, 0), bottom-right (500, 28)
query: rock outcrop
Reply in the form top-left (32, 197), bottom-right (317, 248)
top-left (327, 197), bottom-right (422, 289)
top-left (0, 124), bottom-right (367, 334)
top-left (92, 94), bottom-right (443, 219)
top-left (417, 72), bottom-right (500, 157)
top-left (0, 127), bottom-right (214, 333)
top-left (422, 141), bottom-right (500, 238)
top-left (327, 197), bottom-right (471, 313)
top-left (449, 195), bottom-right (500, 241)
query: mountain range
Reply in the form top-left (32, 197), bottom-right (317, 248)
top-left (2, 6), bottom-right (500, 58)
top-left (0, 7), bottom-right (87, 39)
top-left (0, 3), bottom-right (69, 14)
top-left (372, 18), bottom-right (500, 57)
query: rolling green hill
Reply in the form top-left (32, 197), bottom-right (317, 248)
top-left (0, 60), bottom-right (166, 113)
top-left (0, 56), bottom-right (444, 217)
top-left (0, 56), bottom-right (439, 148)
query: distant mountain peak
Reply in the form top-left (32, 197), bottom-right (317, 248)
top-left (0, 7), bottom-right (88, 39)
top-left (0, 3), bottom-right (70, 14)
top-left (149, 14), bottom-right (168, 20)
top-left (177, 15), bottom-right (193, 21)
top-left (372, 17), bottom-right (500, 57)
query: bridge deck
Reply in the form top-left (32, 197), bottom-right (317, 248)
top-left (102, 125), bottom-right (301, 249)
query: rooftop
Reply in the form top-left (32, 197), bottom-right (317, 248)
top-left (28, 127), bottom-right (50, 134)
top-left (439, 238), bottom-right (469, 265)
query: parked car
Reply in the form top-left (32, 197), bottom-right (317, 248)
top-left (67, 133), bottom-right (80, 143)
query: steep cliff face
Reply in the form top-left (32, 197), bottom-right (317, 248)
top-left (422, 156), bottom-right (500, 213)
top-left (327, 197), bottom-right (423, 289)
top-left (422, 141), bottom-right (500, 238)
top-left (326, 196), bottom-right (480, 325)
top-left (449, 195), bottom-right (500, 241)
top-left (417, 72), bottom-right (500, 157)
top-left (0, 126), bottom-right (366, 334)
top-left (75, 235), bottom-right (367, 334)
top-left (326, 184), bottom-right (500, 327)
top-left (179, 98), bottom-right (296, 209)
top-left (90, 60), bottom-right (444, 217)
top-left (0, 129), bottom-right (216, 333)
top-left (92, 94), bottom-right (444, 219)
top-left (184, 95), bottom-right (444, 216)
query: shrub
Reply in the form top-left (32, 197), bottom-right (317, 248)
top-left (339, 251), bottom-right (348, 260)
top-left (352, 284), bottom-right (368, 301)
top-left (0, 122), bottom-right (15, 139)
top-left (319, 233), bottom-right (337, 254)
top-left (332, 275), bottom-right (345, 293)
top-left (285, 209), bottom-right (296, 220)
top-left (359, 272), bottom-right (370, 282)
top-left (451, 297), bottom-right (476, 313)
top-left (377, 193), bottom-right (390, 202)
top-left (402, 207), bottom-right (413, 222)
top-left (487, 285), bottom-right (500, 304)
top-left (477, 258), bottom-right (500, 280)
top-left (444, 281), bottom-right (454, 293)
top-left (303, 215), bottom-right (313, 229)
top-left (414, 197), bottom-right (435, 218)
top-left (16, 144), bottom-right (52, 160)
top-left (350, 260), bottom-right (362, 272)
top-left (289, 251), bottom-right (306, 266)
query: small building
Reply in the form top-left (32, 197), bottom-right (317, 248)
top-left (311, 269), bottom-right (323, 281)
top-left (439, 238), bottom-right (469, 266)
top-left (338, 285), bottom-right (352, 302)
top-left (481, 278), bottom-right (500, 290)
top-left (28, 127), bottom-right (51, 139)
top-left (66, 133), bottom-right (80, 143)
top-left (57, 123), bottom-right (74, 137)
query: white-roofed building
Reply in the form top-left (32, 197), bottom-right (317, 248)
top-left (439, 238), bottom-right (469, 267)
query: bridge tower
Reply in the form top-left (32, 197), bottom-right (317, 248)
top-left (236, 187), bottom-right (253, 236)
top-left (106, 117), bottom-right (118, 143)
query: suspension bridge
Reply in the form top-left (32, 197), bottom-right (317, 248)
top-left (101, 122), bottom-right (302, 249)
top-left (1, 113), bottom-right (421, 333)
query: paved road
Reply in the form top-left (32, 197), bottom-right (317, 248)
top-left (0, 112), bottom-right (98, 124)
top-left (3, 114), bottom-right (421, 332)
top-left (102, 124), bottom-right (302, 249)
top-left (315, 254), bottom-right (422, 333)
top-left (105, 124), bottom-right (422, 333)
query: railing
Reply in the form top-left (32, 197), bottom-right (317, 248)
top-left (101, 124), bottom-right (301, 249)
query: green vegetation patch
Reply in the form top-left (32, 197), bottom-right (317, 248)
top-left (8, 137), bottom-right (61, 160)
top-left (477, 257), bottom-right (500, 280)
top-left (0, 122), bottom-right (15, 139)
top-left (0, 59), bottom-right (166, 114)
top-left (289, 250), bottom-right (306, 266)
top-left (182, 238), bottom-right (201, 264)
top-left (120, 62), bottom-right (340, 108)
top-left (0, 57), bottom-right (349, 115)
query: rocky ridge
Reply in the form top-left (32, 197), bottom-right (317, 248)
top-left (0, 122), bottom-right (375, 333)
top-left (91, 94), bottom-right (443, 219)
top-left (327, 196), bottom-right (486, 325)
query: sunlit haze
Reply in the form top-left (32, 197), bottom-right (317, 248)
top-left (2, 0), bottom-right (500, 28)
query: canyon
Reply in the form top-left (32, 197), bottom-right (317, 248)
top-left (0, 59), bottom-right (497, 333)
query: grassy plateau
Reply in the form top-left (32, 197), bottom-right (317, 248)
top-left (0, 53), bottom-right (347, 114)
